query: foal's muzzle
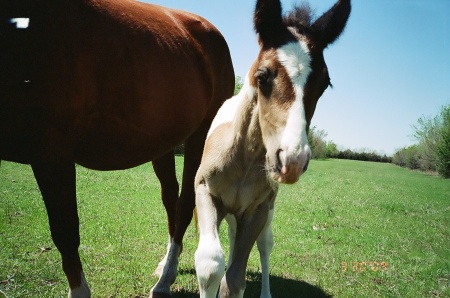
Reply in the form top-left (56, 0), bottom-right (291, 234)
top-left (270, 147), bottom-right (311, 184)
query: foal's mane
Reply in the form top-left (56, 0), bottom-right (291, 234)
top-left (283, 3), bottom-right (314, 30)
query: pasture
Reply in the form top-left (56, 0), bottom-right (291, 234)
top-left (1, 158), bottom-right (449, 297)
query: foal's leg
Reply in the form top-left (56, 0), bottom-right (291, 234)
top-left (195, 183), bottom-right (226, 298)
top-left (32, 162), bottom-right (90, 298)
top-left (220, 202), bottom-right (270, 298)
top-left (225, 214), bottom-right (237, 268)
top-left (151, 151), bottom-right (179, 277)
top-left (256, 207), bottom-right (274, 298)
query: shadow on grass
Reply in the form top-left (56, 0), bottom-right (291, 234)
top-left (245, 271), bottom-right (332, 298)
top-left (171, 269), bottom-right (331, 298)
top-left (171, 268), bottom-right (198, 298)
top-left (172, 291), bottom-right (198, 298)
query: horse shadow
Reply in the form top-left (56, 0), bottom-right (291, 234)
top-left (245, 271), bottom-right (332, 298)
top-left (171, 269), bottom-right (332, 298)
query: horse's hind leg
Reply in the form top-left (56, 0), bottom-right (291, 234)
top-left (173, 121), bottom-right (210, 244)
top-left (150, 123), bottom-right (210, 297)
top-left (32, 162), bottom-right (90, 298)
top-left (151, 151), bottom-right (179, 277)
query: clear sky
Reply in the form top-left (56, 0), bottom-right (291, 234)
top-left (145, 0), bottom-right (450, 156)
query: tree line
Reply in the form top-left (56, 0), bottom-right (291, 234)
top-left (392, 105), bottom-right (450, 178)
top-left (307, 126), bottom-right (392, 163)
top-left (308, 105), bottom-right (450, 178)
top-left (177, 77), bottom-right (449, 178)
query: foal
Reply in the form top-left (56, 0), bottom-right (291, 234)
top-left (194, 0), bottom-right (350, 297)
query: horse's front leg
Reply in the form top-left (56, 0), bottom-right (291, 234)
top-left (195, 183), bottom-right (226, 298)
top-left (221, 201), bottom-right (270, 298)
top-left (32, 162), bottom-right (90, 298)
top-left (256, 206), bottom-right (274, 298)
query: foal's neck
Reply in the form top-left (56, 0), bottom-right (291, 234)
top-left (231, 86), bottom-right (264, 160)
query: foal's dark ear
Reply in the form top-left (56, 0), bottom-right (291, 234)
top-left (254, 0), bottom-right (284, 47)
top-left (311, 0), bottom-right (351, 48)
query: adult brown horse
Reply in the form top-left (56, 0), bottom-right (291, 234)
top-left (0, 0), bottom-right (234, 297)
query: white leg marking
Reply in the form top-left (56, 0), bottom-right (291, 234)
top-left (196, 235), bottom-right (225, 298)
top-left (150, 242), bottom-right (181, 296)
top-left (195, 184), bottom-right (225, 298)
top-left (257, 208), bottom-right (274, 298)
top-left (68, 271), bottom-right (91, 298)
top-left (153, 235), bottom-right (172, 278)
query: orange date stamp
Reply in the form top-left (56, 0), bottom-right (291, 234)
top-left (341, 261), bottom-right (388, 272)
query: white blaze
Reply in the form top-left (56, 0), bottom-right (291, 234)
top-left (276, 40), bottom-right (312, 158)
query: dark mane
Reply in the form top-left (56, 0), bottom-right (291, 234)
top-left (283, 3), bottom-right (315, 30)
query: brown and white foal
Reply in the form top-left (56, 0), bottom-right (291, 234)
top-left (194, 0), bottom-right (350, 297)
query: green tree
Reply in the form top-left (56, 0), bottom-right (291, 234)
top-left (393, 145), bottom-right (420, 169)
top-left (393, 104), bottom-right (450, 177)
top-left (411, 110), bottom-right (442, 171)
top-left (436, 105), bottom-right (450, 178)
top-left (308, 126), bottom-right (328, 159)
top-left (234, 76), bottom-right (244, 95)
top-left (325, 141), bottom-right (338, 158)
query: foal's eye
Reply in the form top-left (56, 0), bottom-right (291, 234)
top-left (255, 67), bottom-right (272, 86)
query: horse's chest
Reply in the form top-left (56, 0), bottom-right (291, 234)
top-left (208, 166), bottom-right (274, 214)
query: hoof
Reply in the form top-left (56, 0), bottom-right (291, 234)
top-left (68, 271), bottom-right (91, 298)
top-left (149, 288), bottom-right (172, 298)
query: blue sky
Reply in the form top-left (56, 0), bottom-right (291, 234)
top-left (146, 0), bottom-right (449, 155)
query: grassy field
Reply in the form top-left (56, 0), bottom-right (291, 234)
top-left (1, 158), bottom-right (449, 297)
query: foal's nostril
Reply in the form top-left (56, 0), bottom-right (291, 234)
top-left (303, 159), bottom-right (310, 173)
top-left (276, 149), bottom-right (283, 172)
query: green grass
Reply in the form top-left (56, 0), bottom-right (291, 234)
top-left (1, 158), bottom-right (449, 297)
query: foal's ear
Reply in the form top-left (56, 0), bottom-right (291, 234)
top-left (311, 0), bottom-right (351, 48)
top-left (254, 0), bottom-right (284, 47)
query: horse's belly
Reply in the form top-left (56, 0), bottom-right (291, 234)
top-left (74, 115), bottom-right (195, 170)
